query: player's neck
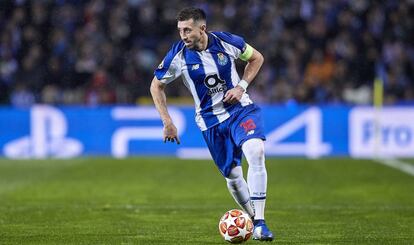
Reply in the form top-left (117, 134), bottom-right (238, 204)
top-left (196, 32), bottom-right (209, 51)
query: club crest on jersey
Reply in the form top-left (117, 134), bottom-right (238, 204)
top-left (217, 53), bottom-right (228, 66)
top-left (204, 74), bottom-right (227, 95)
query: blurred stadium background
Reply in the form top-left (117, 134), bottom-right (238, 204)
top-left (0, 0), bottom-right (412, 106)
top-left (1, 0), bottom-right (414, 244)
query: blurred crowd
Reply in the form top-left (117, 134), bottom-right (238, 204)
top-left (0, 0), bottom-right (413, 107)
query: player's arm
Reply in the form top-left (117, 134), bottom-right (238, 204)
top-left (223, 44), bottom-right (264, 104)
top-left (240, 44), bottom-right (264, 87)
top-left (150, 76), bottom-right (180, 144)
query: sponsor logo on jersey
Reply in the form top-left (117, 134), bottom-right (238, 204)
top-left (204, 74), bottom-right (227, 95)
top-left (217, 53), bottom-right (228, 66)
top-left (192, 64), bottom-right (200, 70)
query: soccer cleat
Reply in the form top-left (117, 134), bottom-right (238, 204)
top-left (252, 219), bottom-right (274, 241)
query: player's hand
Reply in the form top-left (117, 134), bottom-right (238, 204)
top-left (223, 86), bottom-right (244, 104)
top-left (163, 123), bottom-right (180, 144)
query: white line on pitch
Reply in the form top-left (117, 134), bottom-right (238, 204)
top-left (374, 158), bottom-right (414, 177)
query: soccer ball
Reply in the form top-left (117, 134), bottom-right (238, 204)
top-left (218, 209), bottom-right (253, 243)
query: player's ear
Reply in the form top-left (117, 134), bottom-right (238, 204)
top-left (200, 23), bottom-right (207, 33)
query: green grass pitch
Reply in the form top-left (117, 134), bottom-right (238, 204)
top-left (0, 158), bottom-right (413, 244)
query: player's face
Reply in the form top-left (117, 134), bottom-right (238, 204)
top-left (177, 19), bottom-right (205, 50)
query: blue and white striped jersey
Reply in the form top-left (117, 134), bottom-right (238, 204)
top-left (154, 31), bottom-right (253, 131)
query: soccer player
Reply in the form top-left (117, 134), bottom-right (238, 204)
top-left (150, 7), bottom-right (274, 241)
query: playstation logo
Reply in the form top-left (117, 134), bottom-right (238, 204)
top-left (3, 105), bottom-right (83, 159)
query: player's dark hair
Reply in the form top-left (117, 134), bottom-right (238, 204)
top-left (176, 7), bottom-right (206, 22)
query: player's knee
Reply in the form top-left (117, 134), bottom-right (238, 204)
top-left (243, 139), bottom-right (265, 166)
top-left (253, 140), bottom-right (265, 158)
top-left (243, 138), bottom-right (264, 154)
top-left (227, 166), bottom-right (243, 179)
top-left (252, 146), bottom-right (265, 164)
top-left (226, 166), bottom-right (244, 189)
top-left (226, 177), bottom-right (243, 190)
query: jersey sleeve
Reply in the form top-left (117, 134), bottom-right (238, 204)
top-left (211, 31), bottom-right (246, 59)
top-left (154, 41), bottom-right (184, 84)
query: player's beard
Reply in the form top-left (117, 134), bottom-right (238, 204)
top-left (186, 37), bottom-right (202, 51)
top-left (184, 41), bottom-right (194, 49)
